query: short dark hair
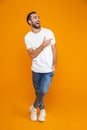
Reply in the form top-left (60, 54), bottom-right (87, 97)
top-left (27, 11), bottom-right (36, 25)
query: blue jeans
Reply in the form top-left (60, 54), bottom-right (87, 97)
top-left (32, 71), bottom-right (54, 109)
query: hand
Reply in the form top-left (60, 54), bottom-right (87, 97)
top-left (42, 36), bottom-right (53, 48)
top-left (51, 64), bottom-right (55, 70)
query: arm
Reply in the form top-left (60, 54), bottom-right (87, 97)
top-left (27, 44), bottom-right (44, 59)
top-left (51, 44), bottom-right (57, 70)
top-left (27, 37), bottom-right (52, 59)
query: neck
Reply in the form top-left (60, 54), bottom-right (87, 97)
top-left (31, 27), bottom-right (41, 34)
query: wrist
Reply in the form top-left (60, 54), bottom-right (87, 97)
top-left (42, 42), bottom-right (45, 48)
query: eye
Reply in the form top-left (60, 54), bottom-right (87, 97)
top-left (34, 16), bottom-right (37, 19)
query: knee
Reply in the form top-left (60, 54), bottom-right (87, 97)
top-left (37, 91), bottom-right (46, 97)
top-left (40, 90), bottom-right (47, 96)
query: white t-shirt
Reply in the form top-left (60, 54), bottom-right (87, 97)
top-left (24, 28), bottom-right (56, 73)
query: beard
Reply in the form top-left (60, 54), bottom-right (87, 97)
top-left (31, 22), bottom-right (40, 29)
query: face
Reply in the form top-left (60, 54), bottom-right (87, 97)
top-left (29, 13), bottom-right (41, 29)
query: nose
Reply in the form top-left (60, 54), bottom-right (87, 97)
top-left (37, 16), bottom-right (40, 20)
top-left (37, 19), bottom-right (40, 22)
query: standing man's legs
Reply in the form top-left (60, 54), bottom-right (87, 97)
top-left (30, 71), bottom-right (54, 121)
top-left (32, 72), bottom-right (45, 110)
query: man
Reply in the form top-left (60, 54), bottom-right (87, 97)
top-left (24, 11), bottom-right (56, 122)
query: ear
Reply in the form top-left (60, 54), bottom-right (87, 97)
top-left (28, 20), bottom-right (31, 25)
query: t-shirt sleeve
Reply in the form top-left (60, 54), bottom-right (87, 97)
top-left (49, 30), bottom-right (56, 45)
top-left (24, 36), bottom-right (32, 49)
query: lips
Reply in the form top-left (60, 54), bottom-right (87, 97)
top-left (36, 21), bottom-right (40, 24)
top-left (36, 23), bottom-right (39, 24)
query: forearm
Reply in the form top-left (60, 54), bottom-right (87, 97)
top-left (27, 38), bottom-right (52, 59)
top-left (30, 44), bottom-right (45, 59)
top-left (53, 51), bottom-right (57, 67)
top-left (53, 54), bottom-right (56, 65)
top-left (52, 44), bottom-right (57, 69)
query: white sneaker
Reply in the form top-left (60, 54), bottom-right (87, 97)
top-left (38, 109), bottom-right (46, 122)
top-left (29, 105), bottom-right (37, 121)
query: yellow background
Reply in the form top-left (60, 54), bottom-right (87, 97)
top-left (0, 0), bottom-right (87, 130)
